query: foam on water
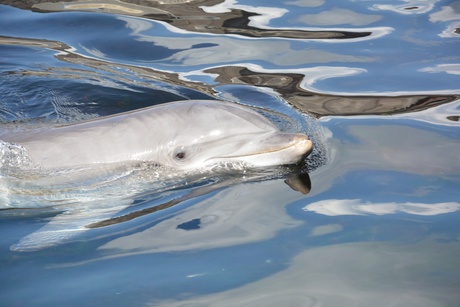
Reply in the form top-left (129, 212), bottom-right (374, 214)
top-left (0, 140), bottom-right (34, 170)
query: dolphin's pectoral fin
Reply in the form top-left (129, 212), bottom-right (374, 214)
top-left (10, 204), bottom-right (130, 252)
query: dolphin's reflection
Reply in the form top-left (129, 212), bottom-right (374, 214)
top-left (284, 172), bottom-right (311, 195)
top-left (95, 172), bottom-right (310, 255)
top-left (88, 172), bottom-right (311, 228)
top-left (4, 164), bottom-right (313, 252)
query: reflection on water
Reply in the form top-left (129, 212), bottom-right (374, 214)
top-left (206, 65), bottom-right (460, 116)
top-left (158, 240), bottom-right (460, 306)
top-left (0, 0), bottom-right (459, 305)
top-left (89, 179), bottom-right (305, 257)
top-left (3, 0), bottom-right (459, 117)
top-left (305, 199), bottom-right (460, 216)
top-left (28, 0), bottom-right (387, 39)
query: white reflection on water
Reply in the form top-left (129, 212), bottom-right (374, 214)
top-left (372, 0), bottom-right (441, 15)
top-left (439, 21), bottom-right (460, 38)
top-left (296, 8), bottom-right (381, 26)
top-left (157, 240), bottom-right (460, 307)
top-left (389, 99), bottom-right (460, 126)
top-left (297, 66), bottom-right (366, 89)
top-left (122, 32), bottom-right (373, 67)
top-left (304, 199), bottom-right (460, 216)
top-left (200, 0), bottom-right (288, 28)
top-left (285, 0), bottom-right (325, 8)
top-left (420, 63), bottom-right (460, 75)
top-left (80, 45), bottom-right (108, 59)
top-left (430, 2), bottom-right (460, 22)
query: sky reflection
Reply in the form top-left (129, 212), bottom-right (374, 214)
top-left (157, 240), bottom-right (460, 307)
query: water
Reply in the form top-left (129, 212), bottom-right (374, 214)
top-left (1, 0), bottom-right (459, 306)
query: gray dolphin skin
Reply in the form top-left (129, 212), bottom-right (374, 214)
top-left (5, 100), bottom-right (313, 170)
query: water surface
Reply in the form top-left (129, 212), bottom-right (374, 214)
top-left (1, 0), bottom-right (459, 306)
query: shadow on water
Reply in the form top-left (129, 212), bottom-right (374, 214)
top-left (0, 0), bottom-right (459, 306)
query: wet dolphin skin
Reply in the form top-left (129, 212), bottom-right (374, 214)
top-left (4, 100), bottom-right (313, 170)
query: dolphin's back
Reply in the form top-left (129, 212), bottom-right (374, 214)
top-left (16, 105), bottom-right (173, 168)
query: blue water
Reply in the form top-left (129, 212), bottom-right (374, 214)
top-left (1, 0), bottom-right (460, 306)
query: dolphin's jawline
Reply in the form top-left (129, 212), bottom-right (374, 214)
top-left (216, 141), bottom-right (311, 159)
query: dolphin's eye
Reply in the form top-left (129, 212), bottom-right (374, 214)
top-left (173, 147), bottom-right (188, 162)
top-left (176, 151), bottom-right (186, 160)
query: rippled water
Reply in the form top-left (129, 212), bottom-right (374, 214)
top-left (1, 0), bottom-right (459, 306)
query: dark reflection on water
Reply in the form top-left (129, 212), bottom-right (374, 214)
top-left (206, 65), bottom-right (460, 116)
top-left (0, 0), bottom-right (459, 306)
top-left (8, 0), bottom-right (380, 39)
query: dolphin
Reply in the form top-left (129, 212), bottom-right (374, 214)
top-left (1, 100), bottom-right (314, 251)
top-left (2, 100), bottom-right (313, 170)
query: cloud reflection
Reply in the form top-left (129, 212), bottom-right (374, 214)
top-left (201, 0), bottom-right (288, 28)
top-left (438, 21), bottom-right (460, 37)
top-left (130, 33), bottom-right (373, 67)
top-left (430, 2), bottom-right (460, 22)
top-left (286, 0), bottom-right (325, 8)
top-left (372, 0), bottom-right (441, 15)
top-left (296, 8), bottom-right (381, 26)
top-left (304, 199), bottom-right (460, 216)
top-left (298, 66), bottom-right (367, 89)
top-left (420, 64), bottom-right (460, 75)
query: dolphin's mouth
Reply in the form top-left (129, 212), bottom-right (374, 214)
top-left (215, 133), bottom-right (313, 165)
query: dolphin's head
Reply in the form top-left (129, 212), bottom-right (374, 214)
top-left (158, 101), bottom-right (313, 170)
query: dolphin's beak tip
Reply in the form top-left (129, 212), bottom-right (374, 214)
top-left (293, 134), bottom-right (314, 158)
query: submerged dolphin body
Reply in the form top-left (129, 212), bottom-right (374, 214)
top-left (3, 100), bottom-right (313, 170)
top-left (1, 100), bottom-right (314, 251)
